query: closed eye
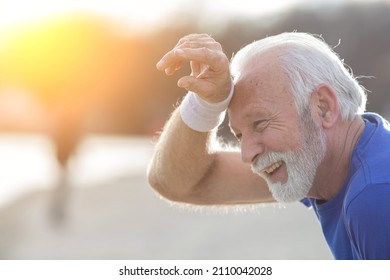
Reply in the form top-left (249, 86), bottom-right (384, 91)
top-left (253, 119), bottom-right (269, 132)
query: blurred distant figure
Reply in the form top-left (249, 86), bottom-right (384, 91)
top-left (47, 111), bottom-right (83, 224)
top-left (148, 33), bottom-right (390, 259)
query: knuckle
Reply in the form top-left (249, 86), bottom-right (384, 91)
top-left (218, 53), bottom-right (229, 65)
top-left (199, 33), bottom-right (211, 39)
top-left (177, 34), bottom-right (195, 45)
top-left (180, 41), bottom-right (194, 49)
top-left (202, 47), bottom-right (212, 59)
top-left (177, 33), bottom-right (215, 48)
top-left (211, 52), bottom-right (228, 69)
top-left (213, 41), bottom-right (222, 50)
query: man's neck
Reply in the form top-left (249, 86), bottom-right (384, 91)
top-left (310, 116), bottom-right (365, 201)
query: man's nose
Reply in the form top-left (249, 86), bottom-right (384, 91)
top-left (240, 135), bottom-right (264, 164)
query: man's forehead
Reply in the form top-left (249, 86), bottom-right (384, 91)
top-left (233, 63), bottom-right (290, 103)
top-left (235, 59), bottom-right (286, 93)
top-left (228, 60), bottom-right (296, 126)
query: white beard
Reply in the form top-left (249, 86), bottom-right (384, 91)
top-left (251, 112), bottom-right (326, 202)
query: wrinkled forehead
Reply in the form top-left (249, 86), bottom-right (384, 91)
top-left (233, 48), bottom-right (287, 87)
top-left (230, 58), bottom-right (291, 104)
top-left (228, 59), bottom-right (296, 126)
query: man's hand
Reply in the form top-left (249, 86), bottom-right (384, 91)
top-left (156, 33), bottom-right (231, 103)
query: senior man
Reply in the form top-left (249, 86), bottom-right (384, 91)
top-left (147, 33), bottom-right (390, 259)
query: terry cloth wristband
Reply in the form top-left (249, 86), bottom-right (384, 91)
top-left (179, 81), bottom-right (234, 132)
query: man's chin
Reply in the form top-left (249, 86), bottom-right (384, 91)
top-left (267, 182), bottom-right (308, 203)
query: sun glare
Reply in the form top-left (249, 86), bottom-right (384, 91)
top-left (1, 0), bottom-right (382, 32)
top-left (0, 0), bottom-right (316, 32)
top-left (0, 0), bottom-right (182, 31)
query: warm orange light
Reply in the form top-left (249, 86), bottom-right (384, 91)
top-left (0, 13), bottom-right (136, 111)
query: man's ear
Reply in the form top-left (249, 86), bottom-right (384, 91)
top-left (310, 84), bottom-right (340, 129)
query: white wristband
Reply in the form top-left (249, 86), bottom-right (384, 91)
top-left (179, 82), bottom-right (234, 132)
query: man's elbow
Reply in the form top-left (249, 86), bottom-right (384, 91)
top-left (146, 164), bottom-right (187, 203)
top-left (146, 163), bottom-right (163, 194)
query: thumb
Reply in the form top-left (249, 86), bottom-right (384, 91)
top-left (177, 76), bottom-right (198, 91)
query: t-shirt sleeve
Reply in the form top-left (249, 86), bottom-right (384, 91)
top-left (300, 198), bottom-right (313, 208)
top-left (344, 183), bottom-right (390, 259)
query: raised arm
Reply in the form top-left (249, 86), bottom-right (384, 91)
top-left (147, 34), bottom-right (274, 205)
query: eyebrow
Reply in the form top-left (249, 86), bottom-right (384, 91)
top-left (228, 102), bottom-right (271, 131)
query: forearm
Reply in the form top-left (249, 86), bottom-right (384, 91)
top-left (147, 108), bottom-right (217, 202)
top-left (149, 33), bottom-right (236, 204)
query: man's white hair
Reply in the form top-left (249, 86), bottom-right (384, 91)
top-left (230, 32), bottom-right (367, 120)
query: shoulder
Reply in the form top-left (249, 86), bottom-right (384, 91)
top-left (345, 113), bottom-right (390, 202)
top-left (343, 183), bottom-right (390, 240)
top-left (345, 183), bottom-right (390, 219)
top-left (343, 183), bottom-right (390, 259)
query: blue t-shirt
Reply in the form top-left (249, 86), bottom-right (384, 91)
top-left (302, 113), bottom-right (390, 259)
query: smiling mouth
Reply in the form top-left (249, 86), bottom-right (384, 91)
top-left (262, 160), bottom-right (283, 175)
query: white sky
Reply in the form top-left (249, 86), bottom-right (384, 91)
top-left (0, 0), bottom-right (387, 30)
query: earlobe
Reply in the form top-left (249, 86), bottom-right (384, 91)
top-left (312, 84), bottom-right (339, 129)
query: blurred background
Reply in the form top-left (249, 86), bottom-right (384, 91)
top-left (0, 0), bottom-right (389, 259)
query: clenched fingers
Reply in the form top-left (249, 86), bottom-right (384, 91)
top-left (157, 34), bottom-right (232, 103)
top-left (174, 47), bottom-right (228, 74)
top-left (156, 34), bottom-right (226, 75)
